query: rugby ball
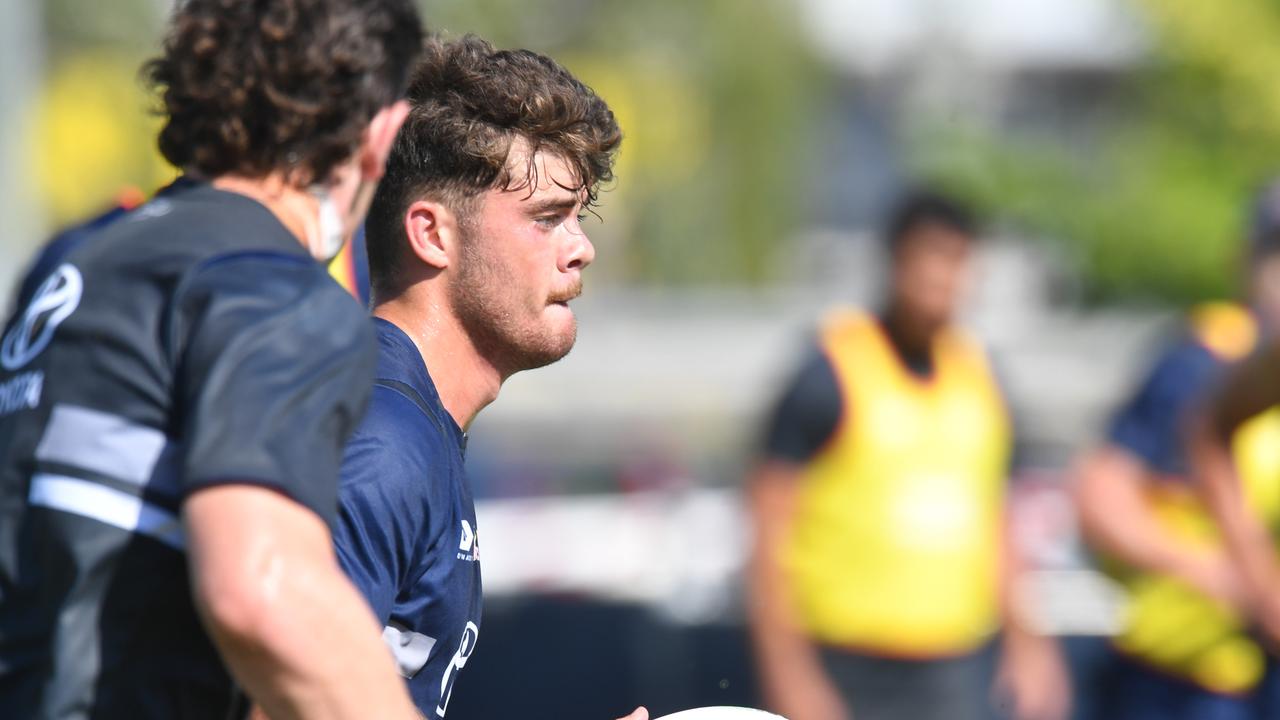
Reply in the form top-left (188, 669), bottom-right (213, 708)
top-left (654, 708), bottom-right (787, 720)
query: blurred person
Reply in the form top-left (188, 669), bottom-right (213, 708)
top-left (1075, 180), bottom-right (1280, 720)
top-left (0, 1), bottom-right (425, 718)
top-left (748, 191), bottom-right (1069, 720)
top-left (329, 36), bottom-right (641, 720)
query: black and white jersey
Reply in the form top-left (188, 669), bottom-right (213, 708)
top-left (0, 181), bottom-right (376, 719)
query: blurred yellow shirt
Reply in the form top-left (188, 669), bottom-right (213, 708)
top-left (783, 308), bottom-right (1011, 656)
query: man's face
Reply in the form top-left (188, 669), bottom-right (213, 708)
top-left (890, 222), bottom-right (974, 334)
top-left (449, 144), bottom-right (595, 376)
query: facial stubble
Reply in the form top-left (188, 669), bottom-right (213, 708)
top-left (450, 223), bottom-right (580, 378)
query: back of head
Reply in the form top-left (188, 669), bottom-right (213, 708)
top-left (364, 35), bottom-right (622, 299)
top-left (145, 0), bottom-right (424, 187)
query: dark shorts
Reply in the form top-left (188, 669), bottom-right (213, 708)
top-left (1094, 649), bottom-right (1280, 720)
top-left (819, 645), bottom-right (991, 720)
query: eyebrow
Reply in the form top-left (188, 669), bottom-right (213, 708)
top-left (524, 197), bottom-right (581, 216)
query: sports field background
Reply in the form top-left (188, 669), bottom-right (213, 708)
top-left (1, 1), bottom-right (1270, 718)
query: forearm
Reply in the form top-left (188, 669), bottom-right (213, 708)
top-left (1074, 447), bottom-right (1212, 577)
top-left (186, 485), bottom-right (416, 720)
top-left (1190, 425), bottom-right (1279, 607)
top-left (747, 463), bottom-right (845, 720)
top-left (995, 508), bottom-right (1071, 720)
top-left (208, 559), bottom-right (415, 720)
top-left (748, 564), bottom-right (828, 712)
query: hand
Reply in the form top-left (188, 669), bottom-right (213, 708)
top-left (993, 632), bottom-right (1070, 720)
top-left (616, 708), bottom-right (648, 720)
top-left (772, 673), bottom-right (848, 720)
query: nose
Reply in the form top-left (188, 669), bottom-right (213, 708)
top-left (561, 230), bottom-right (596, 272)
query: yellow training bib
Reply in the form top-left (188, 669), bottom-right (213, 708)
top-left (783, 309), bottom-right (1011, 656)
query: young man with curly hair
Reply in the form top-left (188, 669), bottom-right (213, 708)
top-left (0, 1), bottom-right (425, 718)
top-left (330, 36), bottom-right (638, 718)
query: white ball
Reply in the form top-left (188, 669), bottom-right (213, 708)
top-left (654, 708), bottom-right (787, 720)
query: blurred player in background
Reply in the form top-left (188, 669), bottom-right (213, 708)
top-left (0, 1), bottom-right (424, 718)
top-left (1075, 180), bottom-right (1280, 720)
top-left (748, 191), bottom-right (1069, 720)
top-left (330, 36), bottom-right (640, 719)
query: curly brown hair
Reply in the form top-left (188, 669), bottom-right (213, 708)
top-left (144, 0), bottom-right (424, 185)
top-left (365, 35), bottom-right (623, 297)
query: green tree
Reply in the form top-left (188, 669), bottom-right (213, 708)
top-left (920, 0), bottom-right (1280, 304)
top-left (424, 0), bottom-right (827, 286)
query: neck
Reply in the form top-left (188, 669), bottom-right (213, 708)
top-left (212, 173), bottom-right (320, 254)
top-left (881, 301), bottom-right (938, 357)
top-left (374, 287), bottom-right (502, 431)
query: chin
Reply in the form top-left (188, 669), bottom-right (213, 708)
top-left (539, 318), bottom-right (579, 364)
top-left (503, 317), bottom-right (578, 373)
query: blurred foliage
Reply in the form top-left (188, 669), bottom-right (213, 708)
top-left (921, 1), bottom-right (1280, 304)
top-left (30, 51), bottom-right (174, 223)
top-left (32, 0), bottom-right (825, 286)
top-left (34, 0), bottom-right (171, 227)
top-left (424, 0), bottom-right (827, 286)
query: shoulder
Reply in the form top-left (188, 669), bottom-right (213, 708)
top-left (1188, 302), bottom-right (1257, 362)
top-left (79, 183), bottom-right (300, 268)
top-left (1145, 331), bottom-right (1219, 390)
top-left (936, 321), bottom-right (992, 360)
top-left (341, 384), bottom-right (457, 502)
top-left (816, 306), bottom-right (872, 346)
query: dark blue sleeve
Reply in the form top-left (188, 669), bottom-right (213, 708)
top-left (760, 338), bottom-right (843, 464)
top-left (333, 388), bottom-right (451, 622)
top-left (1108, 339), bottom-right (1220, 476)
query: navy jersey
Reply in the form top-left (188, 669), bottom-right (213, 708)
top-left (1108, 336), bottom-right (1226, 479)
top-left (334, 318), bottom-right (482, 717)
top-left (0, 181), bottom-right (376, 719)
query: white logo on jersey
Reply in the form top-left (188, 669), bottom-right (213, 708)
top-left (459, 520), bottom-right (474, 551)
top-left (436, 621), bottom-right (479, 717)
top-left (1, 264), bottom-right (83, 371)
top-left (128, 198), bottom-right (172, 221)
top-left (457, 519), bottom-right (478, 561)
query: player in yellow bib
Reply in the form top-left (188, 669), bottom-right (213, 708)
top-left (748, 192), bottom-right (1068, 720)
top-left (1075, 181), bottom-right (1280, 720)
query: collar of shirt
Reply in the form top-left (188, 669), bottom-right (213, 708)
top-left (371, 317), bottom-right (467, 452)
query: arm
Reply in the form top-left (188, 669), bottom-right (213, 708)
top-left (186, 485), bottom-right (418, 720)
top-left (747, 460), bottom-right (847, 720)
top-left (993, 507), bottom-right (1070, 720)
top-left (173, 260), bottom-right (417, 718)
top-left (746, 343), bottom-right (848, 720)
top-left (1192, 341), bottom-right (1280, 641)
top-left (1073, 446), bottom-right (1240, 605)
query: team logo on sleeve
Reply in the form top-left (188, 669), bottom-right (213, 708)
top-left (457, 520), bottom-right (479, 561)
top-left (1, 264), bottom-right (83, 371)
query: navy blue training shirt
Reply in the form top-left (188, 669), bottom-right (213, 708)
top-left (1108, 335), bottom-right (1226, 478)
top-left (334, 318), bottom-right (482, 717)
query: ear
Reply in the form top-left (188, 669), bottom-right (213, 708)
top-left (359, 100), bottom-right (411, 180)
top-left (404, 198), bottom-right (458, 272)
